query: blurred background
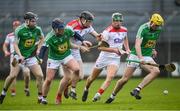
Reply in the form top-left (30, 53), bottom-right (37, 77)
top-left (0, 0), bottom-right (180, 79)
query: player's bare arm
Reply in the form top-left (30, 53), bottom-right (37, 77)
top-left (152, 49), bottom-right (158, 58)
top-left (36, 36), bottom-right (44, 55)
top-left (73, 31), bottom-right (92, 47)
top-left (13, 41), bottom-right (24, 61)
top-left (98, 47), bottom-right (117, 53)
top-left (123, 36), bottom-right (131, 54)
top-left (70, 42), bottom-right (89, 52)
top-left (90, 31), bottom-right (103, 41)
top-left (135, 37), bottom-right (143, 60)
top-left (3, 43), bottom-right (10, 57)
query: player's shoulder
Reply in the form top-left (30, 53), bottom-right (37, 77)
top-left (48, 30), bottom-right (55, 36)
top-left (64, 28), bottom-right (74, 36)
top-left (120, 26), bottom-right (127, 32)
top-left (105, 25), bottom-right (127, 32)
top-left (105, 25), bottom-right (113, 32)
top-left (67, 19), bottom-right (79, 28)
top-left (15, 23), bottom-right (26, 33)
top-left (35, 25), bottom-right (43, 31)
top-left (46, 30), bottom-right (54, 40)
top-left (16, 24), bottom-right (25, 30)
top-left (65, 28), bottom-right (73, 32)
top-left (139, 22), bottom-right (149, 30)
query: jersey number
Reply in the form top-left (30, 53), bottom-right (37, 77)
top-left (144, 40), bottom-right (156, 48)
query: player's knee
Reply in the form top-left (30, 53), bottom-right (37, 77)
top-left (23, 69), bottom-right (30, 76)
top-left (151, 68), bottom-right (160, 75)
top-left (121, 77), bottom-right (129, 83)
top-left (107, 75), bottom-right (114, 80)
top-left (73, 69), bottom-right (80, 76)
top-left (79, 73), bottom-right (84, 80)
top-left (63, 75), bottom-right (71, 80)
top-left (23, 71), bottom-right (30, 78)
top-left (38, 74), bottom-right (43, 79)
top-left (46, 79), bottom-right (52, 85)
top-left (88, 75), bottom-right (95, 82)
top-left (36, 74), bottom-right (43, 82)
top-left (10, 74), bottom-right (17, 79)
top-left (71, 64), bottom-right (80, 72)
top-left (79, 76), bottom-right (84, 80)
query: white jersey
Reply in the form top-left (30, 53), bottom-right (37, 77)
top-left (66, 19), bottom-right (95, 61)
top-left (4, 32), bottom-right (15, 54)
top-left (100, 25), bottom-right (128, 58)
top-left (66, 19), bottom-right (95, 45)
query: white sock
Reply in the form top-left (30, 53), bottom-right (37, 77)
top-left (110, 93), bottom-right (115, 99)
top-left (38, 96), bottom-right (42, 99)
top-left (1, 90), bottom-right (6, 96)
top-left (84, 87), bottom-right (88, 91)
top-left (71, 87), bottom-right (76, 93)
top-left (24, 88), bottom-right (29, 91)
top-left (135, 87), bottom-right (141, 91)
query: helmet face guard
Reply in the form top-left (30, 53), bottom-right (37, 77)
top-left (150, 13), bottom-right (164, 26)
top-left (80, 11), bottom-right (94, 21)
top-left (112, 13), bottom-right (123, 22)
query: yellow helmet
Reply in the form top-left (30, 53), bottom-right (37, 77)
top-left (150, 13), bottom-right (164, 26)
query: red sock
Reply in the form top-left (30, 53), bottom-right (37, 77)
top-left (56, 93), bottom-right (62, 100)
top-left (98, 88), bottom-right (104, 95)
top-left (11, 88), bottom-right (16, 93)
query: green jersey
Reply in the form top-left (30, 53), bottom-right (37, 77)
top-left (45, 28), bottom-right (74, 60)
top-left (131, 22), bottom-right (162, 56)
top-left (15, 23), bottom-right (44, 58)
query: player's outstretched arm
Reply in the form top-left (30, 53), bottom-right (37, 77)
top-left (3, 42), bottom-right (10, 57)
top-left (70, 42), bottom-right (89, 52)
top-left (36, 36), bottom-right (44, 55)
top-left (123, 36), bottom-right (131, 54)
top-left (74, 32), bottom-right (92, 47)
top-left (135, 37), bottom-right (143, 60)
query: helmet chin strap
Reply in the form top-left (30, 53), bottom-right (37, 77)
top-left (113, 24), bottom-right (121, 29)
top-left (150, 22), bottom-right (157, 31)
top-left (25, 20), bottom-right (36, 28)
top-left (150, 22), bottom-right (154, 27)
top-left (80, 19), bottom-right (87, 28)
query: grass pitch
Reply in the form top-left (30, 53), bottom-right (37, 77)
top-left (0, 78), bottom-right (180, 110)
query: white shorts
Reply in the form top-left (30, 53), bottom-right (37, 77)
top-left (95, 56), bottom-right (120, 69)
top-left (47, 55), bottom-right (73, 69)
top-left (127, 54), bottom-right (154, 68)
top-left (13, 55), bottom-right (39, 67)
top-left (71, 49), bottom-right (82, 61)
